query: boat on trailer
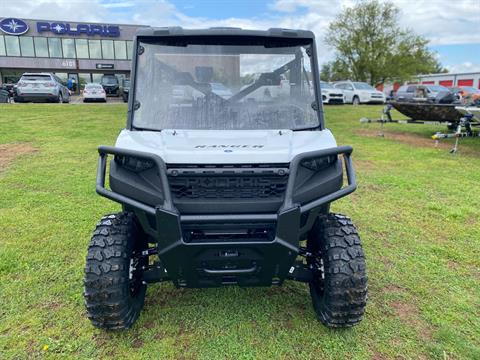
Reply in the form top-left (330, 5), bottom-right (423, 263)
top-left (390, 101), bottom-right (463, 123)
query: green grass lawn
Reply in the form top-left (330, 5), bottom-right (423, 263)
top-left (0, 104), bottom-right (479, 359)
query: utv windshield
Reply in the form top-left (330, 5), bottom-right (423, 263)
top-left (132, 37), bottom-right (319, 130)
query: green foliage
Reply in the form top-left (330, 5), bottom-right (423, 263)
top-left (324, 0), bottom-right (446, 84)
top-left (0, 104), bottom-right (479, 359)
top-left (320, 60), bottom-right (350, 82)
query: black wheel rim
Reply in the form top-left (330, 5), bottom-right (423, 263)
top-left (129, 251), bottom-right (146, 297)
top-left (309, 252), bottom-right (325, 295)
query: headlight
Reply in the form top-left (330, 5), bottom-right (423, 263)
top-left (115, 155), bottom-right (154, 172)
top-left (301, 155), bottom-right (337, 171)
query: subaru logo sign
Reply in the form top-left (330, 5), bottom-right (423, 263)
top-left (0, 18), bottom-right (29, 35)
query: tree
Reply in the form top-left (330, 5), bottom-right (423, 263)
top-left (320, 60), bottom-right (349, 82)
top-left (324, 0), bottom-right (445, 85)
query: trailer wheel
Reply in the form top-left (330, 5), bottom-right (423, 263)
top-left (307, 213), bottom-right (368, 327)
top-left (84, 212), bottom-right (147, 329)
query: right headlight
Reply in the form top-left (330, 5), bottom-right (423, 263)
top-left (300, 155), bottom-right (337, 171)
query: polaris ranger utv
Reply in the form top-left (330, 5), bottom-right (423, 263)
top-left (84, 27), bottom-right (368, 330)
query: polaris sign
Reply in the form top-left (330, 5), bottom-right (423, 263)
top-left (37, 22), bottom-right (120, 37)
top-left (0, 18), bottom-right (29, 35)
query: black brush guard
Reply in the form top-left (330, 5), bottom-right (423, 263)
top-left (96, 145), bottom-right (356, 287)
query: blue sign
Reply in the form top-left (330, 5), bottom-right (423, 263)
top-left (37, 22), bottom-right (120, 37)
top-left (0, 18), bottom-right (29, 35)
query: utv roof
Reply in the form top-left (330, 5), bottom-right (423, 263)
top-left (135, 26), bottom-right (315, 39)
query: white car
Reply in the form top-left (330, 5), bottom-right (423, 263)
top-left (334, 81), bottom-right (385, 105)
top-left (320, 82), bottom-right (345, 104)
top-left (83, 83), bottom-right (106, 102)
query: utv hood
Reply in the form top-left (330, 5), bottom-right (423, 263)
top-left (115, 129), bottom-right (338, 164)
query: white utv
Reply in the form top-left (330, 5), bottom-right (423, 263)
top-left (84, 27), bottom-right (368, 330)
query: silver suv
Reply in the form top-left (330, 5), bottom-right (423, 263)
top-left (395, 84), bottom-right (449, 102)
top-left (15, 73), bottom-right (70, 103)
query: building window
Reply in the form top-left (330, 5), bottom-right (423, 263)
top-left (0, 36), bottom-right (6, 56)
top-left (62, 38), bottom-right (76, 58)
top-left (34, 37), bottom-right (49, 57)
top-left (79, 73), bottom-right (92, 89)
top-left (126, 41), bottom-right (133, 60)
top-left (114, 40), bottom-right (126, 60)
top-left (54, 73), bottom-right (68, 84)
top-left (88, 40), bottom-right (102, 59)
top-left (48, 38), bottom-right (62, 58)
top-left (101, 40), bottom-right (114, 59)
top-left (4, 36), bottom-right (20, 56)
top-left (19, 36), bottom-right (35, 57)
top-left (92, 73), bottom-right (103, 83)
top-left (75, 39), bottom-right (89, 59)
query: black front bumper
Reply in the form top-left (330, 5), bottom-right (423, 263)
top-left (102, 86), bottom-right (119, 96)
top-left (328, 98), bottom-right (345, 104)
top-left (96, 146), bottom-right (357, 287)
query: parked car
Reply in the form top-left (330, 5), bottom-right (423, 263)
top-left (395, 84), bottom-right (450, 102)
top-left (0, 87), bottom-right (9, 103)
top-left (1, 83), bottom-right (16, 102)
top-left (450, 86), bottom-right (480, 102)
top-left (101, 75), bottom-right (120, 96)
top-left (82, 83), bottom-right (106, 102)
top-left (334, 81), bottom-right (385, 105)
top-left (120, 79), bottom-right (130, 102)
top-left (320, 82), bottom-right (344, 104)
top-left (15, 73), bottom-right (70, 103)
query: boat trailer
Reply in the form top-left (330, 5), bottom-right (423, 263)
top-left (360, 104), bottom-right (480, 154)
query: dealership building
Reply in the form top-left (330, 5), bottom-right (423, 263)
top-left (0, 17), bottom-right (145, 92)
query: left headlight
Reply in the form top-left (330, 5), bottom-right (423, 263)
top-left (114, 155), bottom-right (154, 172)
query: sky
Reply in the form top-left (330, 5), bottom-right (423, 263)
top-left (2, 0), bottom-right (480, 73)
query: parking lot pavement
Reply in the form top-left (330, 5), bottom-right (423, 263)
top-left (7, 95), bottom-right (126, 104)
top-left (69, 95), bottom-right (125, 104)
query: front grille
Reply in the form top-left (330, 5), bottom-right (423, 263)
top-left (329, 98), bottom-right (344, 103)
top-left (183, 225), bottom-right (276, 243)
top-left (167, 164), bottom-right (289, 200)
